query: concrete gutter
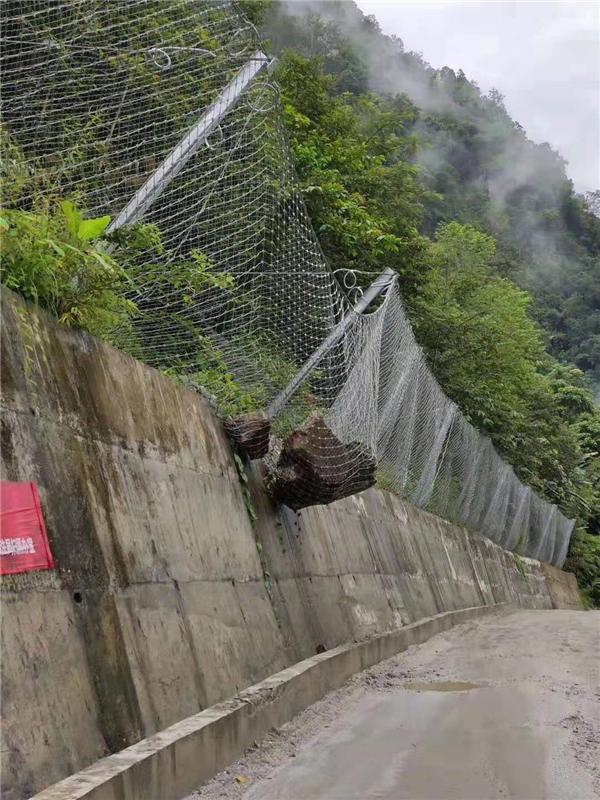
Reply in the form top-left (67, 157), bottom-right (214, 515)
top-left (33, 604), bottom-right (505, 800)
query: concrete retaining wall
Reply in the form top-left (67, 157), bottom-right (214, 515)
top-left (247, 465), bottom-right (553, 667)
top-left (0, 291), bottom-right (574, 799)
top-left (542, 563), bottom-right (582, 609)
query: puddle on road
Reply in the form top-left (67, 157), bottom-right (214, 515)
top-left (403, 681), bottom-right (480, 692)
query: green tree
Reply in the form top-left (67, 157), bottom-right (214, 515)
top-left (277, 52), bottom-right (427, 287)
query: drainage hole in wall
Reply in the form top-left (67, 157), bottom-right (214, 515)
top-left (73, 591), bottom-right (83, 604)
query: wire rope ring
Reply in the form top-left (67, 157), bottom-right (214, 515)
top-left (204, 124), bottom-right (224, 150)
top-left (148, 47), bottom-right (172, 70)
top-left (333, 268), bottom-right (364, 304)
top-left (147, 45), bottom-right (216, 71)
top-left (227, 22), bottom-right (259, 57)
top-left (247, 81), bottom-right (278, 114)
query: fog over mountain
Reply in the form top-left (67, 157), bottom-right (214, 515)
top-left (356, 0), bottom-right (599, 193)
top-left (263, 0), bottom-right (600, 401)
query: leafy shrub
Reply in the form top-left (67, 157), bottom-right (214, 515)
top-left (1, 201), bottom-right (136, 340)
top-left (164, 339), bottom-right (265, 418)
top-left (564, 528), bottom-right (600, 608)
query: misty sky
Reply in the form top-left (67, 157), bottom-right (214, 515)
top-left (356, 0), bottom-right (599, 192)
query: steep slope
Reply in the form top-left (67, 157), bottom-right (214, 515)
top-left (260, 0), bottom-right (600, 395)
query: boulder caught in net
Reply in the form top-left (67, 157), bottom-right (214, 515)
top-left (266, 415), bottom-right (376, 510)
top-left (224, 412), bottom-right (271, 460)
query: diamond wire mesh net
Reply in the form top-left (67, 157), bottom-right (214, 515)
top-left (323, 283), bottom-right (574, 566)
top-left (1, 0), bottom-right (348, 415)
top-left (0, 0), bottom-right (574, 565)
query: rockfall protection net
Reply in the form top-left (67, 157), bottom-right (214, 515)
top-left (0, 0), bottom-right (574, 566)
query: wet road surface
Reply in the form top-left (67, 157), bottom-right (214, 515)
top-left (193, 610), bottom-right (600, 800)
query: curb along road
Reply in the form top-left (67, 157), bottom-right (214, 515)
top-left (33, 604), bottom-right (505, 800)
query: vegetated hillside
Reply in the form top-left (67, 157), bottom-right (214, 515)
top-left (261, 0), bottom-right (600, 393)
top-left (247, 0), bottom-right (600, 603)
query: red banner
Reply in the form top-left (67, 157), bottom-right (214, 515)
top-left (0, 481), bottom-right (55, 575)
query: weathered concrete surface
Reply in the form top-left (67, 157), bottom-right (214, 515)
top-left (32, 605), bottom-right (502, 800)
top-left (248, 464), bottom-right (555, 664)
top-left (543, 563), bottom-right (583, 609)
top-left (198, 610), bottom-right (599, 800)
top-left (1, 292), bottom-right (287, 798)
top-left (0, 291), bottom-right (579, 798)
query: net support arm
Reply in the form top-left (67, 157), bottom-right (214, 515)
top-left (266, 267), bottom-right (396, 420)
top-left (107, 50), bottom-right (272, 233)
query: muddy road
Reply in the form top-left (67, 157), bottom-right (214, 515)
top-left (191, 609), bottom-right (599, 800)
